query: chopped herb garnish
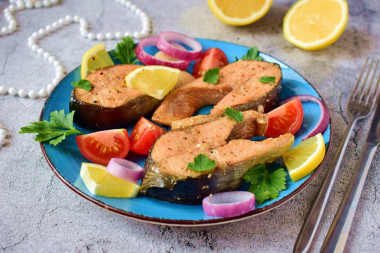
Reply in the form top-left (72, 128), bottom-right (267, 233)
top-left (111, 36), bottom-right (138, 64)
top-left (240, 46), bottom-right (263, 61)
top-left (187, 154), bottom-right (216, 172)
top-left (203, 67), bottom-right (220, 84)
top-left (224, 107), bottom-right (243, 122)
top-left (71, 79), bottom-right (92, 91)
top-left (243, 164), bottom-right (287, 204)
top-left (19, 110), bottom-right (83, 146)
top-left (260, 76), bottom-right (276, 83)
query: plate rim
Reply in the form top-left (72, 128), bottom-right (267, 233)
top-left (39, 38), bottom-right (333, 226)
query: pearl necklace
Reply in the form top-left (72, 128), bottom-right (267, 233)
top-left (0, 0), bottom-right (152, 99)
top-left (0, 0), bottom-right (152, 146)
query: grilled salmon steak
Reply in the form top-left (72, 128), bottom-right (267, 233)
top-left (69, 64), bottom-right (194, 130)
top-left (152, 60), bottom-right (282, 126)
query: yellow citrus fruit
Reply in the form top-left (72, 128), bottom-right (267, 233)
top-left (283, 133), bottom-right (326, 182)
top-left (207, 0), bottom-right (273, 26)
top-left (81, 43), bottom-right (114, 79)
top-left (283, 0), bottom-right (349, 50)
top-left (125, 65), bottom-right (180, 100)
top-left (80, 163), bottom-right (140, 198)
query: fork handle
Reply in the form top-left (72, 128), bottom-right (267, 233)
top-left (321, 142), bottom-right (379, 253)
top-left (293, 118), bottom-right (358, 253)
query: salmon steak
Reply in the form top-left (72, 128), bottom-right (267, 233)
top-left (69, 64), bottom-right (194, 130)
top-left (141, 109), bottom-right (294, 204)
top-left (152, 60), bottom-right (282, 126)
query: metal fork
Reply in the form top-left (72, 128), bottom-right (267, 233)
top-left (293, 58), bottom-right (380, 253)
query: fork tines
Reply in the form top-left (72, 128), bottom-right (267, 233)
top-left (351, 57), bottom-right (380, 105)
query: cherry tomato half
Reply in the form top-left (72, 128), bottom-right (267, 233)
top-left (76, 129), bottom-right (130, 165)
top-left (192, 48), bottom-right (229, 78)
top-left (265, 98), bottom-right (304, 138)
top-left (130, 117), bottom-right (166, 155)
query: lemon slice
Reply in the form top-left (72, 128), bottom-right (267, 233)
top-left (81, 43), bottom-right (114, 79)
top-left (283, 0), bottom-right (349, 50)
top-left (283, 133), bottom-right (326, 182)
top-left (80, 163), bottom-right (140, 198)
top-left (125, 65), bottom-right (180, 100)
top-left (207, 0), bottom-right (273, 26)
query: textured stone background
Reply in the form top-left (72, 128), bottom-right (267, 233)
top-left (0, 0), bottom-right (379, 252)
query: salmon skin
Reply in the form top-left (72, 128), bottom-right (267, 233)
top-left (69, 64), bottom-right (194, 130)
top-left (141, 133), bottom-right (294, 205)
top-left (152, 60), bottom-right (282, 126)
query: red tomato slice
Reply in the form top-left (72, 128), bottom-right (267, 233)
top-left (130, 117), bottom-right (166, 155)
top-left (265, 98), bottom-right (304, 138)
top-left (76, 129), bottom-right (130, 165)
top-left (192, 48), bottom-right (229, 78)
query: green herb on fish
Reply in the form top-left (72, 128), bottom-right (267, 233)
top-left (187, 154), bottom-right (216, 172)
top-left (71, 79), bottom-right (92, 91)
top-left (260, 76), bottom-right (276, 83)
top-left (203, 67), bottom-right (220, 84)
top-left (224, 107), bottom-right (243, 122)
top-left (111, 36), bottom-right (138, 64)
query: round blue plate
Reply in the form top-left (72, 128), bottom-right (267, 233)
top-left (40, 39), bottom-right (331, 226)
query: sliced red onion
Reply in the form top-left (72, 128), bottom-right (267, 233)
top-left (135, 36), bottom-right (190, 70)
top-left (281, 95), bottom-right (330, 141)
top-left (106, 158), bottom-right (144, 182)
top-left (202, 191), bottom-right (255, 218)
top-left (157, 31), bottom-right (202, 61)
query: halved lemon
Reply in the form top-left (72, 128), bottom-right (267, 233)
top-left (80, 163), bottom-right (140, 198)
top-left (283, 0), bottom-right (349, 50)
top-left (283, 133), bottom-right (326, 182)
top-left (207, 0), bottom-right (273, 26)
top-left (125, 65), bottom-right (180, 100)
top-left (80, 43), bottom-right (114, 79)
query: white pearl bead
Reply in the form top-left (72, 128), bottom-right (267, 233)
top-left (28, 90), bottom-right (38, 98)
top-left (45, 25), bottom-right (52, 33)
top-left (96, 33), bottom-right (104, 40)
top-left (38, 28), bottom-right (46, 36)
top-left (106, 32), bottom-right (114, 40)
top-left (37, 48), bottom-right (44, 55)
top-left (32, 32), bottom-right (38, 38)
top-left (26, 3), bottom-right (33, 9)
top-left (43, 52), bottom-right (51, 59)
top-left (31, 44), bottom-right (38, 51)
top-left (53, 61), bottom-right (61, 68)
top-left (73, 15), bottom-right (80, 23)
top-left (52, 77), bottom-right (59, 84)
top-left (0, 86), bottom-right (7, 94)
top-left (47, 84), bottom-right (54, 93)
top-left (87, 33), bottom-right (95, 40)
top-left (48, 56), bottom-right (56, 63)
top-left (124, 32), bottom-right (130, 37)
top-left (58, 18), bottom-right (65, 25)
top-left (125, 1), bottom-right (131, 7)
top-left (43, 0), bottom-right (51, 7)
top-left (9, 5), bottom-right (17, 12)
top-left (65, 15), bottom-right (72, 23)
top-left (38, 88), bottom-right (48, 97)
top-left (2, 27), bottom-right (9, 34)
top-left (0, 128), bottom-right (8, 137)
top-left (130, 5), bottom-right (136, 12)
top-left (8, 87), bottom-right (18, 96)
top-left (133, 31), bottom-right (140, 38)
top-left (52, 22), bottom-right (58, 29)
top-left (80, 29), bottom-right (87, 36)
top-left (115, 32), bottom-right (122, 39)
top-left (18, 89), bottom-right (27, 97)
top-left (17, 2), bottom-right (25, 10)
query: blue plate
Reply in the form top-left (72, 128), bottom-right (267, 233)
top-left (40, 39), bottom-right (331, 226)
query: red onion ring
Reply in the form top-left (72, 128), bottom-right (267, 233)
top-left (157, 31), bottom-right (202, 61)
top-left (135, 36), bottom-right (190, 70)
top-left (106, 158), bottom-right (144, 182)
top-left (202, 191), bottom-right (255, 218)
top-left (281, 95), bottom-right (330, 141)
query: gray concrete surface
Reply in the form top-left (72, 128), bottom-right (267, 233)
top-left (0, 0), bottom-right (379, 252)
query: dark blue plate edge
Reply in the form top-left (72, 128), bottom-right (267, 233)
top-left (38, 38), bottom-right (333, 227)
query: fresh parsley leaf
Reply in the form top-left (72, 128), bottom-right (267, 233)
top-left (71, 80), bottom-right (92, 91)
top-left (187, 154), bottom-right (216, 172)
top-left (111, 36), bottom-right (138, 64)
top-left (224, 107), bottom-right (243, 122)
top-left (260, 76), bottom-right (276, 83)
top-left (203, 68), bottom-right (220, 84)
top-left (19, 110), bottom-right (83, 146)
top-left (243, 164), bottom-right (287, 204)
top-left (240, 46), bottom-right (263, 61)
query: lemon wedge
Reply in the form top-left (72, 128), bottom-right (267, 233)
top-left (283, 0), bottom-right (349, 50)
top-left (80, 43), bottom-right (114, 79)
top-left (207, 0), bottom-right (273, 26)
top-left (283, 133), bottom-right (326, 182)
top-left (80, 163), bottom-right (140, 198)
top-left (125, 65), bottom-right (180, 100)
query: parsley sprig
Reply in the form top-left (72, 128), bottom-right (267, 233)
top-left (19, 110), bottom-right (83, 146)
top-left (236, 46), bottom-right (263, 62)
top-left (243, 164), bottom-right (287, 204)
top-left (111, 36), bottom-right (138, 64)
top-left (203, 68), bottom-right (220, 84)
top-left (71, 80), bottom-right (92, 91)
top-left (224, 107), bottom-right (243, 122)
top-left (187, 154), bottom-right (216, 172)
top-left (260, 76), bottom-right (276, 83)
